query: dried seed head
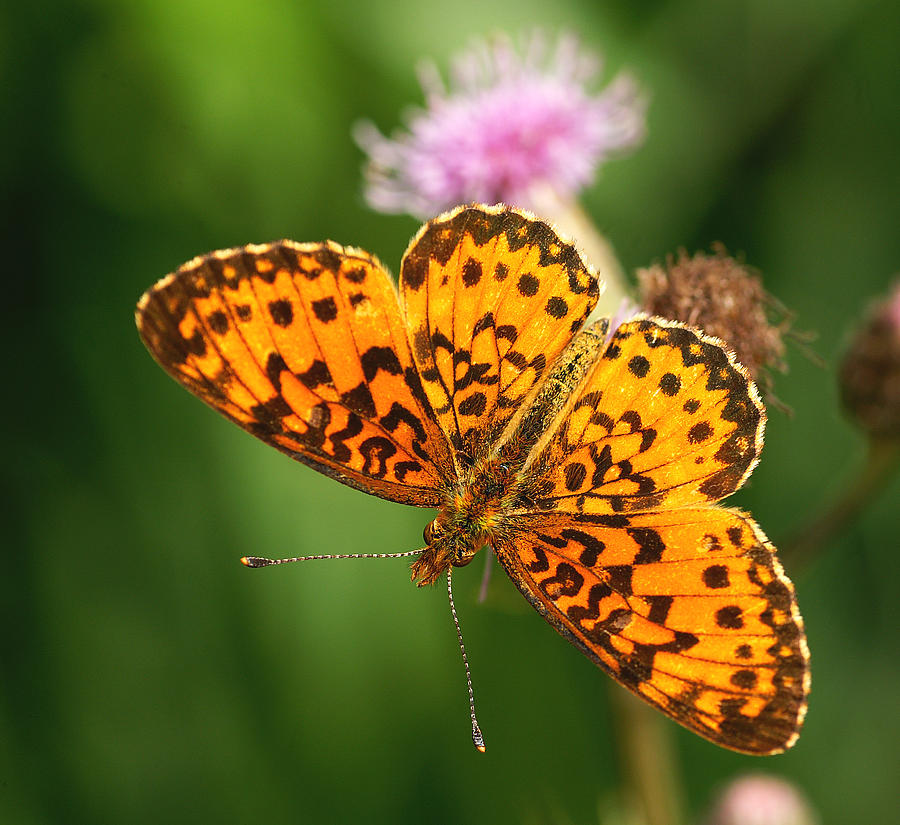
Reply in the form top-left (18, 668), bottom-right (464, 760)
top-left (637, 246), bottom-right (795, 395)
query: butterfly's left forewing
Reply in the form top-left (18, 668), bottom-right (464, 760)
top-left (493, 507), bottom-right (808, 754)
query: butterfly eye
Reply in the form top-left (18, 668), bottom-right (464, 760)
top-left (423, 519), bottom-right (438, 543)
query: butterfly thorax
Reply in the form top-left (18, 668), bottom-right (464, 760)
top-left (411, 456), bottom-right (521, 586)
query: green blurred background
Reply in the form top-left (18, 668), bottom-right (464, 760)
top-left (4, 0), bottom-right (899, 823)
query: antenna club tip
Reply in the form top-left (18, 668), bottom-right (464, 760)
top-left (472, 725), bottom-right (486, 753)
top-left (241, 556), bottom-right (269, 568)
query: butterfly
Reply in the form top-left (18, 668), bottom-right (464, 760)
top-left (136, 204), bottom-right (809, 754)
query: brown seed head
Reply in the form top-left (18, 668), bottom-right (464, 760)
top-left (637, 246), bottom-right (793, 394)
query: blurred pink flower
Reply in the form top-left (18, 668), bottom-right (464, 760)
top-left (355, 32), bottom-right (646, 218)
top-left (705, 774), bottom-right (818, 825)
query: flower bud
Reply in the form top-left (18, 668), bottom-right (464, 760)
top-left (839, 281), bottom-right (900, 438)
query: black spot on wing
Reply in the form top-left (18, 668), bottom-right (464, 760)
top-left (564, 462), bottom-right (587, 491)
top-left (715, 605), bottom-right (744, 629)
top-left (265, 352), bottom-right (289, 391)
top-left (297, 359), bottom-right (332, 389)
top-left (380, 402), bottom-right (427, 442)
top-left (627, 527), bottom-right (665, 564)
top-left (268, 299), bottom-right (293, 327)
top-left (545, 297), bottom-right (568, 318)
top-left (312, 246), bottom-right (343, 274)
top-left (731, 669), bottom-right (758, 690)
top-left (341, 382), bottom-right (376, 418)
top-left (688, 421), bottom-right (713, 443)
top-left (702, 564), bottom-right (730, 589)
top-left (404, 255), bottom-right (427, 290)
top-left (605, 565), bottom-right (633, 596)
top-left (645, 595), bottom-right (673, 624)
top-left (518, 273), bottom-right (539, 297)
top-left (659, 372), bottom-right (681, 396)
top-left (628, 355), bottom-right (650, 377)
top-left (184, 329), bottom-right (207, 357)
top-left (458, 392), bottom-right (487, 417)
top-left (312, 296), bottom-right (338, 323)
top-left (726, 526), bottom-right (744, 546)
top-left (556, 528), bottom-right (605, 567)
top-left (361, 346), bottom-right (403, 381)
top-left (344, 266), bottom-right (367, 284)
top-left (462, 258), bottom-right (482, 287)
top-left (207, 310), bottom-right (229, 335)
top-left (358, 437), bottom-right (396, 479)
top-left (540, 562), bottom-right (584, 599)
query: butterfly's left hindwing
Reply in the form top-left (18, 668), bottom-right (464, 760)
top-left (526, 318), bottom-right (765, 515)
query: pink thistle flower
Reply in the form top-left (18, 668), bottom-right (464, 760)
top-left (355, 32), bottom-right (646, 218)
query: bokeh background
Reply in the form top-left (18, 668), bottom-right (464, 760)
top-left (4, 1), bottom-right (899, 823)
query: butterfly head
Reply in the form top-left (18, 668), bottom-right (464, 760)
top-left (412, 458), bottom-right (518, 587)
top-left (410, 515), bottom-right (480, 587)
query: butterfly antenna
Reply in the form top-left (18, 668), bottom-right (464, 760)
top-left (447, 567), bottom-right (486, 753)
top-left (241, 549), bottom-right (423, 567)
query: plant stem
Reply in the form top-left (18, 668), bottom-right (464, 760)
top-left (535, 195), bottom-right (681, 824)
top-left (783, 438), bottom-right (900, 571)
top-left (611, 686), bottom-right (684, 825)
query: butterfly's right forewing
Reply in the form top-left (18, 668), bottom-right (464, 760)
top-left (137, 241), bottom-right (454, 506)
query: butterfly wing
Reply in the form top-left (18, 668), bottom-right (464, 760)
top-left (497, 316), bottom-right (809, 753)
top-left (524, 317), bottom-right (765, 514)
top-left (399, 204), bottom-right (600, 462)
top-left (494, 507), bottom-right (808, 754)
top-left (137, 241), bottom-right (454, 505)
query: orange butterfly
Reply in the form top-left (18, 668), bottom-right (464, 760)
top-left (136, 204), bottom-right (809, 754)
